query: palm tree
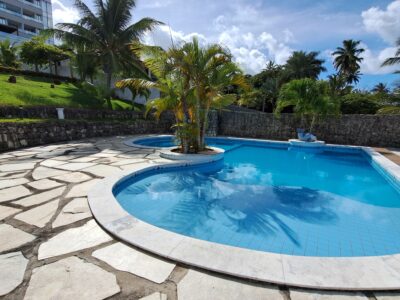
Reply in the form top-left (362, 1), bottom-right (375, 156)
top-left (382, 38), bottom-right (400, 70)
top-left (284, 51), bottom-right (326, 80)
top-left (116, 44), bottom-right (196, 153)
top-left (372, 83), bottom-right (389, 94)
top-left (46, 0), bottom-right (162, 106)
top-left (175, 37), bottom-right (248, 150)
top-left (252, 61), bottom-right (286, 112)
top-left (327, 74), bottom-right (352, 98)
top-left (275, 78), bottom-right (340, 132)
top-left (0, 39), bottom-right (20, 68)
top-left (117, 39), bottom-right (247, 152)
top-left (333, 40), bottom-right (365, 84)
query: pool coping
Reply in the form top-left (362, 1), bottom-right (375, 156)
top-left (89, 135), bottom-right (400, 291)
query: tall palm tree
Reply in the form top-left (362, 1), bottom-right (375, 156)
top-left (382, 38), bottom-right (400, 70)
top-left (46, 0), bottom-right (162, 104)
top-left (372, 82), bottom-right (389, 94)
top-left (284, 51), bottom-right (326, 80)
top-left (333, 40), bottom-right (365, 84)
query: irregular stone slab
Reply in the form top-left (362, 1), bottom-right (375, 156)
top-left (0, 171), bottom-right (29, 179)
top-left (0, 162), bottom-right (36, 172)
top-left (28, 179), bottom-right (64, 190)
top-left (52, 172), bottom-right (92, 183)
top-left (120, 162), bottom-right (153, 171)
top-left (140, 292), bottom-right (168, 300)
top-left (92, 157), bottom-right (121, 164)
top-left (91, 152), bottom-right (118, 158)
top-left (38, 220), bottom-right (112, 260)
top-left (177, 270), bottom-right (284, 300)
top-left (290, 289), bottom-right (368, 300)
top-left (32, 167), bottom-right (69, 180)
top-left (82, 165), bottom-right (121, 178)
top-left (0, 224), bottom-right (36, 252)
top-left (66, 179), bottom-right (101, 198)
top-left (375, 293), bottom-right (400, 300)
top-left (0, 185), bottom-right (32, 203)
top-left (0, 205), bottom-right (22, 220)
top-left (24, 256), bottom-right (120, 300)
top-left (111, 158), bottom-right (147, 166)
top-left (14, 200), bottom-right (59, 228)
top-left (13, 187), bottom-right (65, 207)
top-left (40, 159), bottom-right (67, 168)
top-left (93, 243), bottom-right (175, 284)
top-left (0, 178), bottom-right (29, 190)
top-left (52, 198), bottom-right (91, 228)
top-left (70, 156), bottom-right (98, 163)
top-left (0, 154), bottom-right (14, 160)
top-left (56, 162), bottom-right (97, 171)
top-left (0, 252), bottom-right (28, 296)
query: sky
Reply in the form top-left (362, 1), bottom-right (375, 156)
top-left (51, 0), bottom-right (400, 90)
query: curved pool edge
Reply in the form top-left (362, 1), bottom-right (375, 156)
top-left (89, 136), bottom-right (400, 291)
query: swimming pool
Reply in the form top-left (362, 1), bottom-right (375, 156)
top-left (114, 137), bottom-right (400, 258)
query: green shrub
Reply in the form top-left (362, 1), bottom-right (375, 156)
top-left (340, 93), bottom-right (382, 114)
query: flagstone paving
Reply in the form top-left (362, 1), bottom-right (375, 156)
top-left (0, 136), bottom-right (399, 299)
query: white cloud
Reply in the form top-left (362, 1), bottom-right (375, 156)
top-left (362, 0), bottom-right (400, 44)
top-left (217, 24), bottom-right (293, 73)
top-left (360, 44), bottom-right (398, 75)
top-left (143, 23), bottom-right (294, 75)
top-left (52, 0), bottom-right (80, 25)
top-left (142, 25), bottom-right (207, 49)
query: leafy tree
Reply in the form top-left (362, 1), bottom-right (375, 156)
top-left (46, 0), bottom-right (162, 103)
top-left (0, 39), bottom-right (19, 68)
top-left (340, 92), bottom-right (381, 114)
top-left (333, 40), bottom-right (365, 84)
top-left (284, 51), bottom-right (326, 80)
top-left (20, 38), bottom-right (70, 75)
top-left (20, 38), bottom-right (50, 72)
top-left (275, 78), bottom-right (339, 131)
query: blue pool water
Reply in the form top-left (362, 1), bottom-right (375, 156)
top-left (115, 138), bottom-right (400, 257)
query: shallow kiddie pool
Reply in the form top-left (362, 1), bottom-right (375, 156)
top-left (115, 137), bottom-right (400, 257)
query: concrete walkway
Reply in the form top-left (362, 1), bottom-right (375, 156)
top-left (0, 136), bottom-right (399, 300)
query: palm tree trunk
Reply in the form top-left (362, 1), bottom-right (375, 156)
top-left (105, 70), bottom-right (113, 110)
top-left (200, 105), bottom-right (210, 150)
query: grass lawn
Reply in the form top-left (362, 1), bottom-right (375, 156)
top-left (0, 74), bottom-right (133, 110)
top-left (0, 118), bottom-right (50, 123)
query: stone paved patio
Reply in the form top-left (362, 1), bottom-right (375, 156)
top-left (0, 135), bottom-right (399, 300)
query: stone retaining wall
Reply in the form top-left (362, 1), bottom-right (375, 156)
top-left (0, 108), bottom-right (399, 151)
top-left (0, 118), bottom-right (174, 151)
top-left (218, 111), bottom-right (400, 147)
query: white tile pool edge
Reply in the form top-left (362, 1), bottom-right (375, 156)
top-left (89, 136), bottom-right (400, 291)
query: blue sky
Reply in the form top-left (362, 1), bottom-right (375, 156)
top-left (52, 0), bottom-right (400, 90)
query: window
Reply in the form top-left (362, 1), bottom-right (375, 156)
top-left (0, 18), bottom-right (6, 25)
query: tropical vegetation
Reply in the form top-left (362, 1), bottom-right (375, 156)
top-left (117, 38), bottom-right (248, 153)
top-left (44, 0), bottom-right (162, 103)
top-left (275, 78), bottom-right (340, 131)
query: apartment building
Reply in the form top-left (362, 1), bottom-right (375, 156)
top-left (0, 0), bottom-right (53, 44)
